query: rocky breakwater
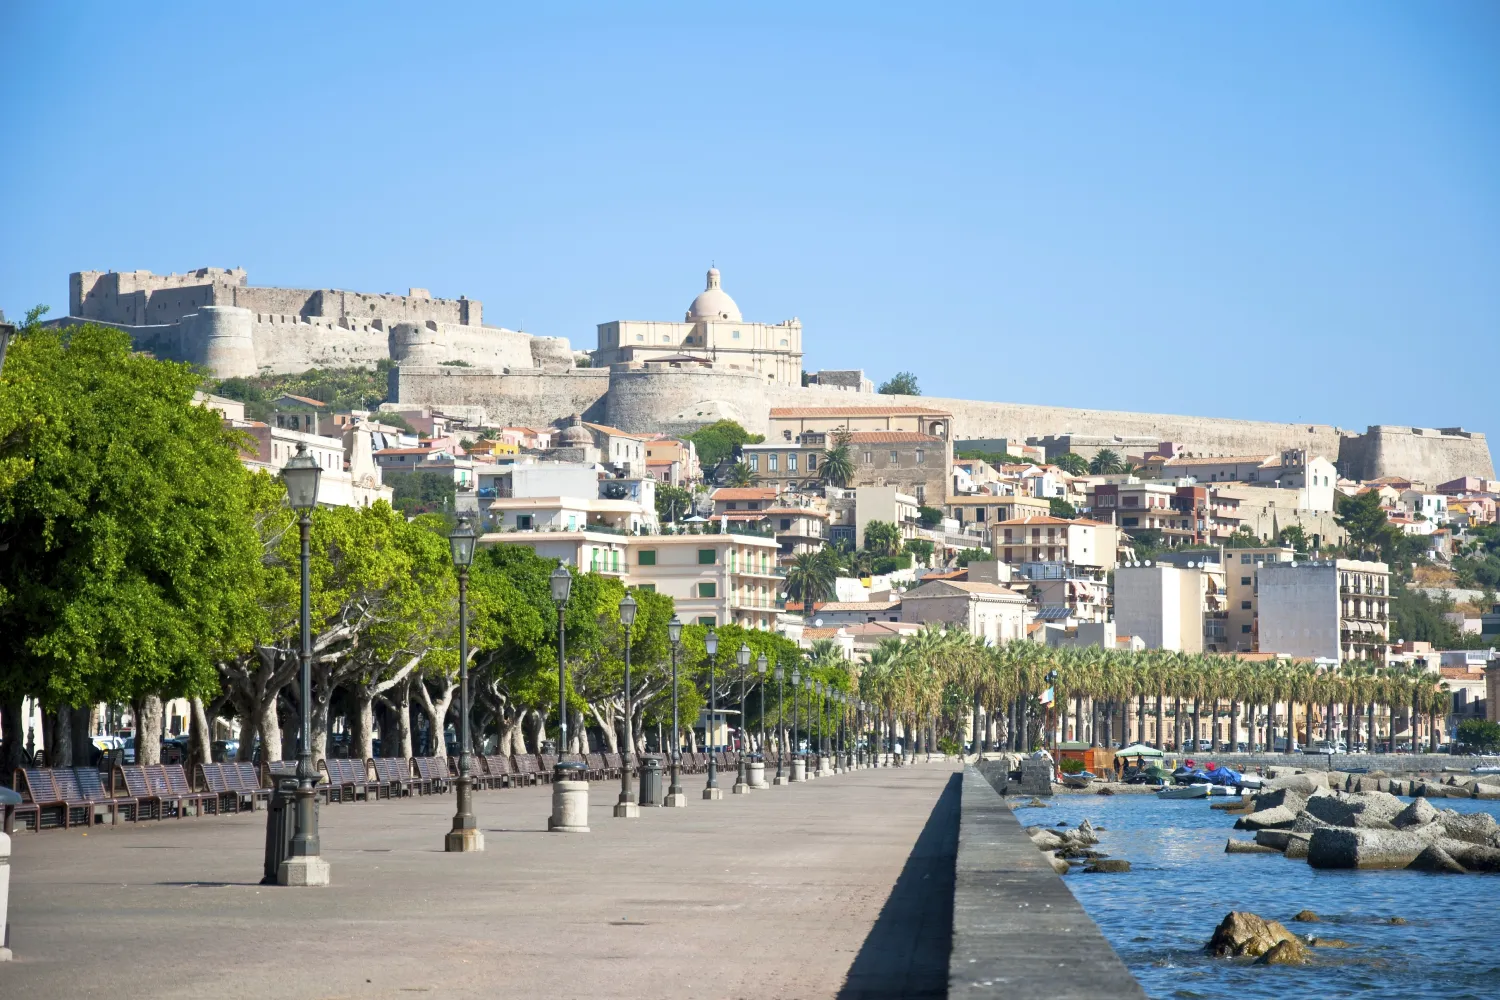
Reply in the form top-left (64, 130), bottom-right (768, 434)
top-left (1222, 771), bottom-right (1500, 873)
top-left (1023, 818), bottom-right (1130, 875)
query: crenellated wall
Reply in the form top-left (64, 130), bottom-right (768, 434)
top-left (392, 365), bottom-right (611, 427)
top-left (1337, 425), bottom-right (1494, 483)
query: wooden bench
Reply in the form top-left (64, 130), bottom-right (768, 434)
top-left (412, 756), bottom-right (451, 794)
top-left (69, 766), bottom-right (134, 825)
top-left (371, 757), bottom-right (419, 796)
top-left (603, 752), bottom-right (625, 778)
top-left (195, 762), bottom-right (243, 814)
top-left (152, 763), bottom-right (219, 817)
top-left (586, 753), bottom-right (612, 780)
top-left (12, 769), bottom-right (72, 830)
top-left (321, 758), bottom-right (388, 802)
top-left (227, 761), bottom-right (272, 810)
top-left (513, 754), bottom-right (546, 785)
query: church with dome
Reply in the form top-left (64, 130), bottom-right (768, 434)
top-left (590, 267), bottom-right (804, 385)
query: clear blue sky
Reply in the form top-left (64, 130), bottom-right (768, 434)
top-left (2, 3), bottom-right (1496, 435)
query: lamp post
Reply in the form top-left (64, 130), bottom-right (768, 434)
top-left (703, 629), bottom-right (722, 799)
top-left (756, 653), bottom-right (768, 787)
top-left (665, 615), bottom-right (686, 807)
top-left (733, 643), bottom-right (752, 794)
top-left (773, 663), bottom-right (787, 785)
top-left (278, 443), bottom-right (329, 886)
top-left (790, 666), bottom-right (802, 781)
top-left (550, 565), bottom-right (573, 757)
top-left (614, 594), bottom-right (639, 818)
top-left (444, 516), bottom-right (483, 852)
top-left (548, 564), bottom-right (589, 832)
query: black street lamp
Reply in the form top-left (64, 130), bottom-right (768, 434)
top-left (756, 652), bottom-right (768, 784)
top-left (774, 662), bottom-right (786, 783)
top-left (791, 665), bottom-right (802, 780)
top-left (445, 516), bottom-right (482, 852)
top-left (614, 594), bottom-right (639, 818)
top-left (666, 615), bottom-right (685, 807)
top-left (703, 629), bottom-right (721, 799)
top-left (278, 443), bottom-right (328, 885)
top-left (733, 643), bottom-right (752, 794)
top-left (550, 565), bottom-right (573, 760)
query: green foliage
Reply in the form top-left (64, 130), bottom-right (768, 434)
top-left (386, 470), bottom-right (456, 515)
top-left (1089, 449), bottom-right (1126, 475)
top-left (1334, 490), bottom-right (1427, 575)
top-left (1059, 758), bottom-right (1086, 774)
top-left (955, 547), bottom-right (990, 567)
top-left (877, 371), bottom-right (921, 396)
top-left (0, 319), bottom-right (261, 707)
top-left (373, 410), bottom-right (417, 434)
top-left (1277, 524), bottom-right (1310, 553)
top-left (1457, 719), bottom-right (1500, 752)
top-left (1054, 452), bottom-right (1089, 476)
top-left (1049, 497), bottom-right (1077, 519)
top-left (1130, 529), bottom-right (1165, 561)
top-left (871, 553), bottom-right (913, 575)
top-left (688, 419), bottom-right (762, 470)
top-left (1454, 525), bottom-right (1500, 590)
top-left (655, 484), bottom-right (694, 523)
top-left (819, 441), bottom-right (855, 487)
top-left (211, 361), bottom-right (394, 422)
top-left (785, 548), bottom-right (841, 606)
top-left (724, 462), bottom-right (755, 488)
top-left (1224, 527), bottom-right (1264, 548)
top-left (904, 538), bottom-right (935, 565)
top-left (917, 505), bottom-right (944, 528)
top-left (438, 360), bottom-right (473, 367)
top-left (863, 519), bottom-right (902, 557)
top-left (937, 736), bottom-right (963, 755)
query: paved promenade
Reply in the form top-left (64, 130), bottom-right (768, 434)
top-left (4, 762), bottom-right (961, 1000)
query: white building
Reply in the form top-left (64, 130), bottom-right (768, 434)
top-left (1256, 559), bottom-right (1391, 663)
top-left (592, 267), bottom-right (803, 385)
top-left (1113, 565), bottom-right (1206, 652)
top-left (899, 579), bottom-right (1030, 645)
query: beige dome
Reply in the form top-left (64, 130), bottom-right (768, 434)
top-left (685, 267), bottom-right (742, 322)
top-left (558, 414), bottom-right (592, 447)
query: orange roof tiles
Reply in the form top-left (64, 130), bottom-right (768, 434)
top-left (846, 431), bottom-right (944, 444)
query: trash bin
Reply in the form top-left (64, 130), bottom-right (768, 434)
top-left (261, 765), bottom-right (301, 884)
top-left (638, 756), bottom-right (663, 807)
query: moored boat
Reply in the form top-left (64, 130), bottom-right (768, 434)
top-left (1157, 783), bottom-right (1210, 799)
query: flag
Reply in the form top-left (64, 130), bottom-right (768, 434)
top-left (1040, 687), bottom-right (1054, 705)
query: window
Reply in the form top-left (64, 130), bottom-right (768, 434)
top-left (732, 330), bottom-right (741, 339)
top-left (780, 518), bottom-right (791, 530)
top-left (612, 550), bottom-right (620, 572)
top-left (863, 451), bottom-right (873, 464)
top-left (635, 583), bottom-right (656, 592)
top-left (807, 453), bottom-right (817, 470)
top-left (697, 616), bottom-right (717, 626)
top-left (1241, 554), bottom-right (1252, 564)
top-left (1123, 517), bottom-right (1138, 527)
top-left (1003, 528), bottom-right (1013, 543)
top-left (1241, 600), bottom-right (1252, 610)
top-left (890, 450), bottom-right (899, 463)
top-left (915, 448), bottom-right (925, 464)
top-left (639, 550), bottom-right (657, 566)
top-left (698, 548), bottom-right (716, 565)
top-left (1242, 624), bottom-right (1253, 634)
top-left (769, 454), bottom-right (778, 472)
top-left (1241, 576), bottom-right (1251, 586)
top-left (1124, 496), bottom-right (1138, 506)
top-left (780, 338), bottom-right (788, 346)
top-left (698, 581), bottom-right (717, 598)
top-left (787, 454), bottom-right (797, 472)
top-left (568, 514), bottom-right (577, 531)
top-left (976, 508), bottom-right (987, 522)
top-left (517, 514), bottom-right (533, 530)
top-left (1004, 547), bottom-right (1013, 561)
top-left (635, 334), bottom-right (644, 342)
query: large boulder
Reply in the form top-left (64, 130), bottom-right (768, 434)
top-left (1082, 859), bottom-right (1131, 873)
top-left (1435, 809), bottom-right (1500, 846)
top-left (1441, 839), bottom-right (1500, 872)
top-left (1045, 851), bottom-right (1071, 875)
top-left (1284, 833), bottom-right (1313, 859)
top-left (1262, 772), bottom-right (1328, 795)
top-left (1256, 938), bottom-right (1312, 966)
top-left (1249, 787), bottom-right (1310, 812)
top-left (1392, 797), bottom-right (1440, 830)
top-left (1206, 911), bottom-right (1303, 958)
top-left (1029, 828), bottom-right (1067, 851)
top-left (1304, 790), bottom-right (1405, 829)
top-left (1306, 823), bottom-right (1445, 869)
top-left (1236, 804), bottom-right (1299, 830)
top-left (1227, 838), bottom-right (1280, 854)
top-left (1291, 810), bottom-right (1333, 834)
top-left (1254, 829), bottom-right (1292, 850)
top-left (1407, 844), bottom-right (1468, 874)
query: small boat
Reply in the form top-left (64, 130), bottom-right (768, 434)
top-left (1472, 765), bottom-right (1500, 775)
top-left (1157, 783), bottom-right (1210, 799)
top-left (1062, 770), bottom-right (1097, 790)
top-left (1237, 775), bottom-right (1264, 790)
top-left (1205, 785), bottom-right (1246, 797)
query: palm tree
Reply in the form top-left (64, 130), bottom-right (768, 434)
top-left (724, 462), bottom-right (756, 488)
top-left (819, 440), bottom-right (855, 488)
top-left (1054, 452), bottom-right (1089, 476)
top-left (785, 551), bottom-right (836, 607)
top-left (863, 520), bottom-right (902, 558)
top-left (1089, 449), bottom-right (1126, 475)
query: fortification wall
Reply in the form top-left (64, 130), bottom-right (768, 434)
top-left (1338, 425), bottom-right (1494, 483)
top-left (605, 364), bottom-right (777, 435)
top-left (392, 365), bottom-right (611, 427)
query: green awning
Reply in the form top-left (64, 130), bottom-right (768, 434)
top-left (1115, 743), bottom-right (1165, 758)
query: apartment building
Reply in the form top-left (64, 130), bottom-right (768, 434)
top-left (899, 579), bottom-right (1030, 645)
top-left (1113, 564), bottom-right (1214, 652)
top-left (1090, 481), bottom-right (1180, 535)
top-left (743, 429), bottom-right (951, 504)
top-left (945, 495), bottom-right (1050, 541)
top-left (628, 534), bottom-right (783, 631)
top-left (854, 486), bottom-right (920, 548)
top-left (1216, 546), bottom-right (1298, 651)
top-left (993, 516), bottom-right (1117, 572)
top-left (235, 420), bottom-right (393, 508)
top-left (1256, 559), bottom-right (1391, 663)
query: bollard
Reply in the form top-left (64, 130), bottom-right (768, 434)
top-left (549, 761), bottom-right (590, 833)
top-left (0, 825), bottom-right (11, 961)
top-left (791, 756), bottom-right (807, 782)
top-left (748, 756), bottom-right (767, 790)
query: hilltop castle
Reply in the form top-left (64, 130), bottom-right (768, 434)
top-left (57, 266), bottom-right (1494, 483)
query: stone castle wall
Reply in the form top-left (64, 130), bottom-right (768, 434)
top-left (392, 365), bottom-right (611, 427)
top-left (1337, 425), bottom-right (1494, 483)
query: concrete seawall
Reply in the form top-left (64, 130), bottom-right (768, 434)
top-left (950, 767), bottom-right (1146, 1000)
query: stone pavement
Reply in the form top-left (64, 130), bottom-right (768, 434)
top-left (3, 761), bottom-right (962, 1000)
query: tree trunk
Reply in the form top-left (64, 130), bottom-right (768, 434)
top-left (190, 697), bottom-right (214, 769)
top-left (279, 693), bottom-right (300, 761)
top-left (350, 688), bottom-right (376, 762)
top-left (132, 695), bottom-right (164, 765)
top-left (1155, 694), bottom-right (1164, 750)
top-left (48, 706), bottom-right (74, 767)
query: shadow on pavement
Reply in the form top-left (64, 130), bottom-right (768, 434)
top-left (837, 771), bottom-right (960, 1000)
